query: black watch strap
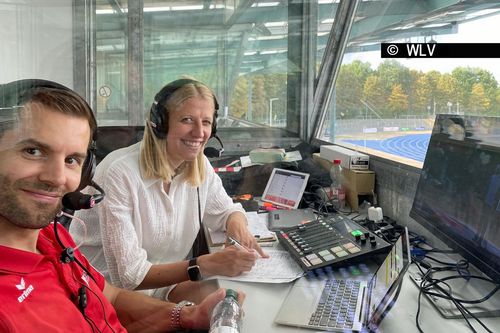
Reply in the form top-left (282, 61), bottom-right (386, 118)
top-left (187, 257), bottom-right (202, 281)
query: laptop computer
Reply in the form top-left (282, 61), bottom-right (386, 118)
top-left (274, 227), bottom-right (410, 332)
top-left (261, 168), bottom-right (310, 210)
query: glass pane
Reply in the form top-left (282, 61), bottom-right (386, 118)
top-left (95, 0), bottom-right (301, 137)
top-left (0, 1), bottom-right (74, 87)
top-left (96, 1), bottom-right (127, 126)
top-left (321, 0), bottom-right (500, 167)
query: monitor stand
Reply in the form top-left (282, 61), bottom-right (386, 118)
top-left (407, 254), bottom-right (500, 318)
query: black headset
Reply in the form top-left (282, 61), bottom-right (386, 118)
top-left (149, 78), bottom-right (224, 157)
top-left (0, 79), bottom-right (97, 191)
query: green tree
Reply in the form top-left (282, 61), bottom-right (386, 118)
top-left (336, 60), bottom-right (373, 118)
top-left (388, 84), bottom-right (409, 117)
top-left (252, 75), bottom-right (268, 123)
top-left (435, 74), bottom-right (456, 114)
top-left (413, 72), bottom-right (432, 115)
top-left (363, 75), bottom-right (387, 117)
top-left (229, 77), bottom-right (249, 118)
top-left (470, 83), bottom-right (490, 114)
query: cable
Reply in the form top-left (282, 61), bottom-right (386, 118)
top-left (412, 256), bottom-right (499, 333)
top-left (53, 216), bottom-right (116, 333)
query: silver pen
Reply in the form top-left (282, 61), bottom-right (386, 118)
top-left (228, 236), bottom-right (250, 252)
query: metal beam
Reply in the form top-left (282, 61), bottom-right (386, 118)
top-left (127, 0), bottom-right (144, 125)
top-left (73, 0), bottom-right (96, 112)
top-left (310, 0), bottom-right (359, 142)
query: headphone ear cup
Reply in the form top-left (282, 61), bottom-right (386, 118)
top-left (149, 103), bottom-right (168, 139)
top-left (211, 98), bottom-right (219, 138)
top-left (78, 149), bottom-right (96, 191)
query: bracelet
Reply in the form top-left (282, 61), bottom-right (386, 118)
top-left (171, 300), bottom-right (195, 330)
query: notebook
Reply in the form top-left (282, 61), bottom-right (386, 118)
top-left (261, 168), bottom-right (310, 210)
top-left (274, 227), bottom-right (410, 332)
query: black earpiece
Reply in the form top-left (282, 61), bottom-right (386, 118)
top-left (149, 78), bottom-right (219, 139)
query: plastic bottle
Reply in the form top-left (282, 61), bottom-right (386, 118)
top-left (209, 289), bottom-right (242, 333)
top-left (329, 159), bottom-right (346, 210)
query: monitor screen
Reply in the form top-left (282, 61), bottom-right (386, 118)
top-left (410, 114), bottom-right (500, 281)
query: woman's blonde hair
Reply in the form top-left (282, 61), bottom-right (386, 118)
top-left (140, 79), bottom-right (217, 186)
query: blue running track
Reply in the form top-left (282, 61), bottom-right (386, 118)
top-left (343, 133), bottom-right (431, 162)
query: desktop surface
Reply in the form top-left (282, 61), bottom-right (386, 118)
top-left (218, 264), bottom-right (500, 333)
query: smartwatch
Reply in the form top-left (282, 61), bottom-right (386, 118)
top-left (187, 257), bottom-right (202, 281)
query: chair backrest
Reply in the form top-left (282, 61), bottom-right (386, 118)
top-left (95, 126), bottom-right (145, 164)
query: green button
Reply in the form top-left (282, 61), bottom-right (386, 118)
top-left (351, 230), bottom-right (363, 237)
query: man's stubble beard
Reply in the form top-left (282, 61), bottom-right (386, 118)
top-left (0, 174), bottom-right (63, 229)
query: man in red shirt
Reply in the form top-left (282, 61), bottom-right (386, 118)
top-left (0, 79), bottom-right (240, 332)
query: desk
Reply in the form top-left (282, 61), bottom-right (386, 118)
top-left (216, 251), bottom-right (500, 333)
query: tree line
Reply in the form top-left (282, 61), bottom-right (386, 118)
top-left (228, 59), bottom-right (500, 123)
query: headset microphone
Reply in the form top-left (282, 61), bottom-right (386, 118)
top-left (204, 134), bottom-right (224, 158)
top-left (55, 181), bottom-right (106, 263)
top-left (62, 181), bottom-right (105, 211)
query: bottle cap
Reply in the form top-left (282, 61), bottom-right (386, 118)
top-left (333, 159), bottom-right (341, 164)
top-left (226, 289), bottom-right (238, 301)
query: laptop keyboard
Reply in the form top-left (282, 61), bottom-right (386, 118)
top-left (308, 279), bottom-right (361, 329)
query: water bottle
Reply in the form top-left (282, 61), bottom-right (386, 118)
top-left (329, 159), bottom-right (346, 210)
top-left (209, 289), bottom-right (242, 333)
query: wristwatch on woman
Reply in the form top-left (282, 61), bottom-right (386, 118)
top-left (171, 300), bottom-right (195, 330)
top-left (187, 257), bottom-right (202, 281)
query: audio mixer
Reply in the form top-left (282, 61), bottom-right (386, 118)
top-left (276, 213), bottom-right (392, 271)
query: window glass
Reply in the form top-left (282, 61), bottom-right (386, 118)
top-left (95, 0), bottom-right (303, 137)
top-left (321, 1), bottom-right (500, 167)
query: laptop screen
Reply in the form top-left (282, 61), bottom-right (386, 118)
top-left (365, 228), bottom-right (411, 329)
top-left (261, 168), bottom-right (310, 209)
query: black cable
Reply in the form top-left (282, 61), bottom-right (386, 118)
top-left (84, 284), bottom-right (117, 333)
top-left (412, 258), bottom-right (498, 333)
top-left (53, 216), bottom-right (116, 333)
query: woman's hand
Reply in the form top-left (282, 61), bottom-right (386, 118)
top-left (225, 212), bottom-right (269, 258)
top-left (197, 247), bottom-right (257, 277)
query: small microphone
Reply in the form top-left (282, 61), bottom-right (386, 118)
top-left (204, 135), bottom-right (224, 158)
top-left (62, 181), bottom-right (105, 211)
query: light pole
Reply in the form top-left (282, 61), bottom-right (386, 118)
top-left (447, 101), bottom-right (452, 114)
top-left (269, 98), bottom-right (278, 126)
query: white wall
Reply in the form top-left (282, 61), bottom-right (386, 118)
top-left (0, 0), bottom-right (74, 87)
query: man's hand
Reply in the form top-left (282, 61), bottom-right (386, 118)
top-left (181, 288), bottom-right (246, 330)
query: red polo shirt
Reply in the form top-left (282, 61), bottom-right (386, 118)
top-left (0, 223), bottom-right (126, 332)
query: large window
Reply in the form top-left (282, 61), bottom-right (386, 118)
top-left (320, 1), bottom-right (500, 167)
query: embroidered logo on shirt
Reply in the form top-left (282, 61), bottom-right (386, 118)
top-left (15, 278), bottom-right (26, 290)
top-left (16, 278), bottom-right (34, 303)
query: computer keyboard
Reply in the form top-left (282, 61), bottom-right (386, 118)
top-left (309, 279), bottom-right (361, 330)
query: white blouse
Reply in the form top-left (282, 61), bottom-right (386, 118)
top-left (70, 142), bottom-right (244, 298)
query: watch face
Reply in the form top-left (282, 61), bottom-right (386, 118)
top-left (188, 265), bottom-right (202, 281)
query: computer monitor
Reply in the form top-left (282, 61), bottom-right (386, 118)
top-left (409, 114), bottom-right (500, 317)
